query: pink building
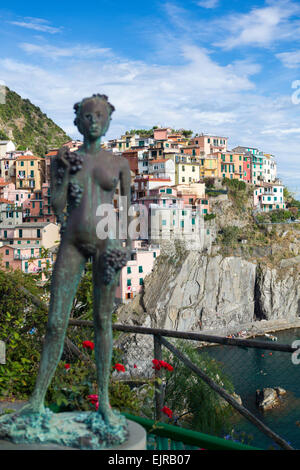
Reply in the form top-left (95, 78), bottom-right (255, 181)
top-left (0, 243), bottom-right (53, 278)
top-left (1, 183), bottom-right (30, 207)
top-left (133, 175), bottom-right (173, 200)
top-left (116, 243), bottom-right (160, 302)
top-left (24, 183), bottom-right (56, 224)
top-left (153, 128), bottom-right (172, 141)
top-left (243, 155), bottom-right (252, 183)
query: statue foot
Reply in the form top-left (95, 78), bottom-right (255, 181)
top-left (17, 401), bottom-right (46, 416)
top-left (98, 407), bottom-right (124, 429)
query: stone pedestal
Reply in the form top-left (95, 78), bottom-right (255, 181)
top-left (0, 420), bottom-right (146, 450)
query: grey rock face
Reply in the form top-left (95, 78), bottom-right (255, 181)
top-left (117, 250), bottom-right (300, 342)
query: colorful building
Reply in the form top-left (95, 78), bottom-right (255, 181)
top-left (191, 135), bottom-right (228, 155)
top-left (116, 242), bottom-right (160, 302)
top-left (253, 182), bottom-right (285, 212)
top-left (16, 156), bottom-right (44, 191)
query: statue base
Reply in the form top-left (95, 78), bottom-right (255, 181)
top-left (0, 409), bottom-right (146, 450)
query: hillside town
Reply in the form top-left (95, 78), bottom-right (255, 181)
top-left (0, 128), bottom-right (286, 302)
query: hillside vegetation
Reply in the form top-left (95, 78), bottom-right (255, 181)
top-left (0, 87), bottom-right (70, 156)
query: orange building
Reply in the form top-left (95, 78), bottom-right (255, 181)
top-left (216, 152), bottom-right (244, 180)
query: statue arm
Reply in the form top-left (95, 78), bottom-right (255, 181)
top-left (50, 148), bottom-right (70, 217)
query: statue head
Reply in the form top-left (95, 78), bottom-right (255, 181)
top-left (74, 94), bottom-right (115, 140)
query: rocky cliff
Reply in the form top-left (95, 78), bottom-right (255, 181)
top-left (117, 239), bottom-right (300, 335)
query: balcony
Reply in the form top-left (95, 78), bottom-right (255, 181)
top-left (14, 253), bottom-right (37, 260)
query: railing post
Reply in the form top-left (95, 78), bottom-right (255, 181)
top-left (154, 334), bottom-right (163, 421)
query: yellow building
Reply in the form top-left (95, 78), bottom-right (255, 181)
top-left (199, 156), bottom-right (218, 179)
top-left (16, 156), bottom-right (44, 191)
top-left (175, 161), bottom-right (200, 184)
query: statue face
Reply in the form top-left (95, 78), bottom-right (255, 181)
top-left (78, 98), bottom-right (110, 139)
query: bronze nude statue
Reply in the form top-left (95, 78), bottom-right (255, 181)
top-left (0, 94), bottom-right (132, 449)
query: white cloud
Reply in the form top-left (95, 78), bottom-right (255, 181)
top-left (276, 50), bottom-right (300, 68)
top-left (214, 1), bottom-right (300, 49)
top-left (261, 127), bottom-right (300, 135)
top-left (19, 43), bottom-right (112, 60)
top-left (9, 18), bottom-right (61, 34)
top-left (197, 0), bottom-right (219, 8)
top-left (0, 43), bottom-right (257, 139)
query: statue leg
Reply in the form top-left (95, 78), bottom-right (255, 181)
top-left (92, 250), bottom-right (121, 426)
top-left (22, 241), bottom-right (87, 414)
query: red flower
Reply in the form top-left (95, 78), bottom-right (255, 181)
top-left (152, 359), bottom-right (161, 371)
top-left (152, 359), bottom-right (173, 372)
top-left (64, 363), bottom-right (70, 370)
top-left (160, 360), bottom-right (174, 372)
top-left (134, 364), bottom-right (137, 368)
top-left (82, 340), bottom-right (94, 351)
top-left (161, 406), bottom-right (173, 418)
top-left (87, 395), bottom-right (99, 410)
top-left (113, 363), bottom-right (125, 372)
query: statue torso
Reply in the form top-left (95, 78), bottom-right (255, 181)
top-left (63, 149), bottom-right (124, 255)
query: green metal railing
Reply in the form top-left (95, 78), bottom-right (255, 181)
top-left (123, 413), bottom-right (261, 450)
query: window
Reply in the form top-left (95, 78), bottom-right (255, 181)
top-left (153, 252), bottom-right (156, 258)
top-left (38, 260), bottom-right (42, 268)
top-left (5, 262), bottom-right (9, 268)
top-left (127, 267), bottom-right (131, 274)
top-left (30, 161), bottom-right (34, 166)
top-left (37, 229), bottom-right (41, 238)
top-left (19, 229), bottom-right (23, 238)
top-left (127, 279), bottom-right (131, 287)
top-left (4, 230), bottom-right (7, 238)
top-left (166, 188), bottom-right (172, 194)
top-left (21, 161), bottom-right (24, 167)
top-left (139, 266), bottom-right (143, 273)
top-left (139, 278), bottom-right (144, 286)
top-left (5, 249), bottom-right (9, 255)
top-left (162, 220), bottom-right (167, 226)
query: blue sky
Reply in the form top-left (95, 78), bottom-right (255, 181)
top-left (0, 0), bottom-right (300, 196)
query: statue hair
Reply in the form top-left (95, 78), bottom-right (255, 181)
top-left (73, 94), bottom-right (115, 127)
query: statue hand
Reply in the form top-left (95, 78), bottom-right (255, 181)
top-left (57, 147), bottom-right (71, 172)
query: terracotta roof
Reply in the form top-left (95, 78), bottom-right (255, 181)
top-left (16, 156), bottom-right (40, 161)
top-left (0, 198), bottom-right (14, 204)
top-left (150, 159), bottom-right (170, 164)
top-left (45, 151), bottom-right (58, 157)
top-left (148, 178), bottom-right (171, 182)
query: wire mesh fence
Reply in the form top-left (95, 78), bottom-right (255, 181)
top-left (110, 325), bottom-right (300, 450)
top-left (66, 319), bottom-right (300, 450)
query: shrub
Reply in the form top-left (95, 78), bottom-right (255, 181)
top-left (163, 341), bottom-right (235, 435)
